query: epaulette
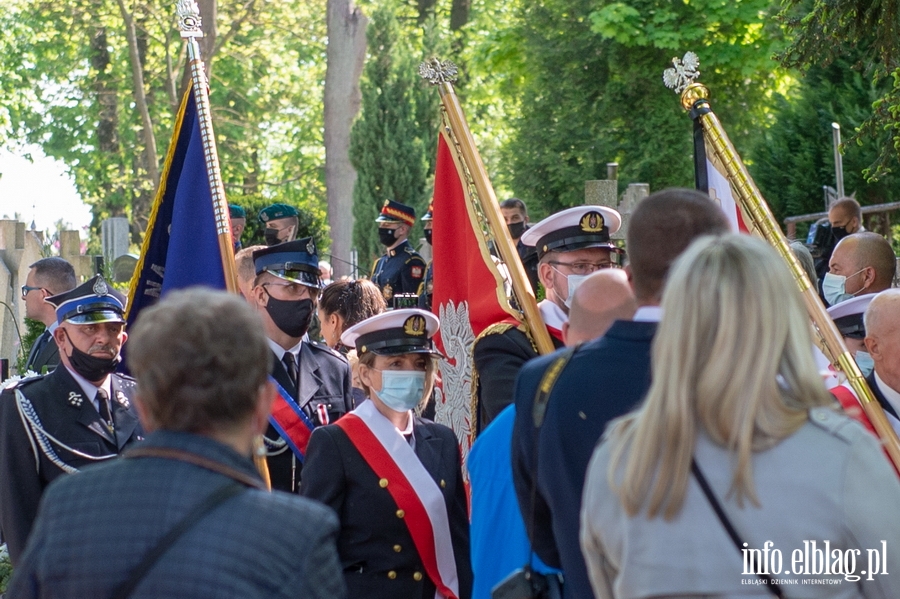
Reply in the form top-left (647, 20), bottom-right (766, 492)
top-left (2, 373), bottom-right (46, 392)
top-left (307, 341), bottom-right (349, 362)
top-left (808, 406), bottom-right (858, 444)
top-left (473, 319), bottom-right (538, 353)
top-left (113, 372), bottom-right (137, 383)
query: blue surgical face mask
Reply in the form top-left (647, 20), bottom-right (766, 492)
top-left (564, 274), bottom-right (589, 310)
top-left (822, 269), bottom-right (865, 306)
top-left (372, 369), bottom-right (426, 412)
top-left (855, 350), bottom-right (875, 377)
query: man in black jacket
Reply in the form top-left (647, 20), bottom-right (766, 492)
top-left (21, 257), bottom-right (77, 374)
top-left (250, 238), bottom-right (353, 492)
top-left (0, 275), bottom-right (142, 564)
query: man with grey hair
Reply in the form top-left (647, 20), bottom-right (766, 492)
top-left (21, 257), bottom-right (77, 373)
top-left (7, 288), bottom-right (345, 598)
top-left (863, 289), bottom-right (900, 438)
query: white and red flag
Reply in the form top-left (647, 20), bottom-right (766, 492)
top-left (428, 129), bottom-right (521, 471)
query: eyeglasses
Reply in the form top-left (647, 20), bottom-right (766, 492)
top-left (547, 261), bottom-right (616, 276)
top-left (21, 285), bottom-right (45, 300)
top-left (262, 281), bottom-right (313, 300)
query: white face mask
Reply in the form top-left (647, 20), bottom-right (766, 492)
top-left (564, 274), bottom-right (589, 309)
top-left (822, 269), bottom-right (865, 306)
top-left (372, 370), bottom-right (426, 412)
top-left (855, 350), bottom-right (875, 377)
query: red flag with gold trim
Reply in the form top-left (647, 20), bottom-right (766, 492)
top-left (429, 129), bottom-right (520, 470)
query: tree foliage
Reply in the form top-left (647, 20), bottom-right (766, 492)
top-left (500, 0), bottom-right (784, 219)
top-left (749, 57), bottom-right (900, 229)
top-left (349, 4), bottom-right (439, 266)
top-left (779, 0), bottom-right (900, 178)
top-left (0, 0), bottom-right (329, 243)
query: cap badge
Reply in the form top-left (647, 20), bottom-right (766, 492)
top-left (92, 276), bottom-right (110, 296)
top-left (307, 238), bottom-right (316, 254)
top-left (403, 315), bottom-right (426, 337)
top-left (383, 199), bottom-right (390, 207)
top-left (580, 212), bottom-right (605, 233)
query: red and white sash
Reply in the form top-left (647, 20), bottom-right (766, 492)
top-left (336, 400), bottom-right (459, 599)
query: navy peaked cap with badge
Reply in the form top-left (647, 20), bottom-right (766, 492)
top-left (376, 200), bottom-right (416, 226)
top-left (521, 205), bottom-right (622, 259)
top-left (258, 203), bottom-right (299, 223)
top-left (229, 204), bottom-right (246, 219)
top-left (252, 237), bottom-right (321, 288)
top-left (45, 275), bottom-right (126, 326)
top-left (341, 309), bottom-right (440, 356)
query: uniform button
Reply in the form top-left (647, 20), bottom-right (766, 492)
top-left (413, 572), bottom-right (423, 581)
top-left (393, 544), bottom-right (402, 553)
top-left (379, 478), bottom-right (389, 488)
top-left (396, 509), bottom-right (405, 518)
top-left (387, 571), bottom-right (397, 580)
top-left (440, 479), bottom-right (446, 488)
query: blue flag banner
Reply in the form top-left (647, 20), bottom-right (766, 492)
top-left (126, 88), bottom-right (229, 329)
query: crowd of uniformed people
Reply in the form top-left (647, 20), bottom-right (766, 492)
top-left (2, 190), bottom-right (900, 599)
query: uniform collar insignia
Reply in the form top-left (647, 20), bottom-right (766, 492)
top-left (67, 391), bottom-right (84, 407)
top-left (115, 390), bottom-right (129, 408)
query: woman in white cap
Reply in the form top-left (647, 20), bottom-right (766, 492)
top-left (300, 309), bottom-right (472, 599)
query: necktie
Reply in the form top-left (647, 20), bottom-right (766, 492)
top-left (96, 388), bottom-right (113, 431)
top-left (282, 352), bottom-right (298, 390)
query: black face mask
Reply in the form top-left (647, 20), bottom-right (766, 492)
top-left (424, 228), bottom-right (433, 246)
top-left (831, 226), bottom-right (849, 242)
top-left (264, 228), bottom-right (282, 246)
top-left (265, 294), bottom-right (314, 338)
top-left (508, 221), bottom-right (526, 240)
top-left (378, 227), bottom-right (397, 246)
top-left (63, 330), bottom-right (120, 381)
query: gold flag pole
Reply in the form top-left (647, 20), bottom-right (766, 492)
top-left (419, 59), bottom-right (555, 356)
top-left (177, 0), bottom-right (267, 484)
top-left (177, 0), bottom-right (239, 294)
top-left (664, 52), bottom-right (900, 470)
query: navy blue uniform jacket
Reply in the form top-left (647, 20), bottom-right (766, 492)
top-left (266, 341), bottom-right (353, 493)
top-left (301, 412), bottom-right (473, 599)
top-left (8, 430), bottom-right (345, 599)
top-left (371, 239), bottom-right (427, 303)
top-left (0, 365), bottom-right (142, 564)
top-left (512, 320), bottom-right (656, 599)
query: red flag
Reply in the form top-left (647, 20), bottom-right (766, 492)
top-left (430, 130), bottom-right (520, 469)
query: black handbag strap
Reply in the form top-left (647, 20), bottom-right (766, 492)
top-left (109, 481), bottom-right (246, 599)
top-left (691, 459), bottom-right (784, 598)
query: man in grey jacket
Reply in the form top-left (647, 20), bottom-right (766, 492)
top-left (8, 288), bottom-right (345, 599)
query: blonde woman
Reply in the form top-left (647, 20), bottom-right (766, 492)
top-left (581, 234), bottom-right (900, 598)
